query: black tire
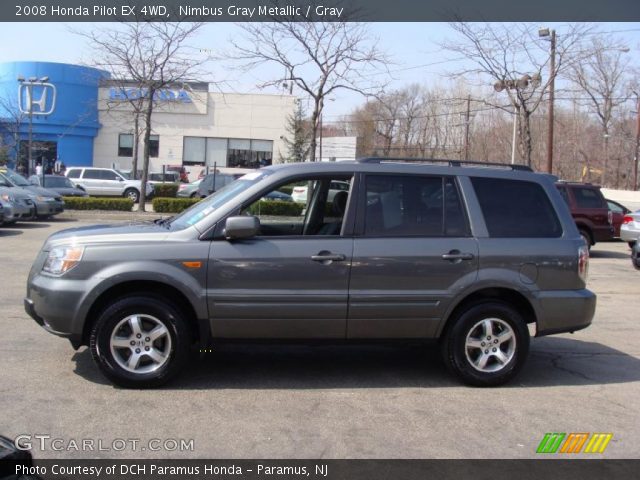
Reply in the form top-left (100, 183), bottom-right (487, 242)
top-left (89, 295), bottom-right (192, 388)
top-left (190, 192), bottom-right (198, 198)
top-left (441, 302), bottom-right (530, 387)
top-left (628, 241), bottom-right (636, 249)
top-left (632, 245), bottom-right (640, 270)
top-left (579, 229), bottom-right (592, 250)
top-left (124, 188), bottom-right (140, 203)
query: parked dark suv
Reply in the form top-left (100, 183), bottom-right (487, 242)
top-left (555, 182), bottom-right (614, 248)
top-left (25, 159), bottom-right (595, 388)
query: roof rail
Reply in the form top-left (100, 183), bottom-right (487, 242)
top-left (356, 157), bottom-right (533, 172)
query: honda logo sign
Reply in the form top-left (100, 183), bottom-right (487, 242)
top-left (18, 82), bottom-right (57, 116)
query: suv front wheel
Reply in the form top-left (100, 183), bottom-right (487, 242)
top-left (89, 295), bottom-right (192, 388)
top-left (124, 188), bottom-right (140, 203)
top-left (441, 302), bottom-right (530, 387)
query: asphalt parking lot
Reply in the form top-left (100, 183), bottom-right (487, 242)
top-left (0, 217), bottom-right (638, 459)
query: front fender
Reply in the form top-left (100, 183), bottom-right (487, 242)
top-left (70, 261), bottom-right (208, 336)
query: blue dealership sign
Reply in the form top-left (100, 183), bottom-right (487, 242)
top-left (109, 87), bottom-right (192, 103)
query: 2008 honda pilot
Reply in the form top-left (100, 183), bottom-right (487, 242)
top-left (25, 159), bottom-right (596, 388)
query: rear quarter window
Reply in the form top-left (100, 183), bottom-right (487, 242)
top-left (573, 187), bottom-right (606, 209)
top-left (471, 177), bottom-right (562, 238)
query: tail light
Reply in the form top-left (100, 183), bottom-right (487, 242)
top-left (578, 245), bottom-right (589, 283)
top-left (178, 184), bottom-right (187, 191)
top-left (622, 215), bottom-right (634, 224)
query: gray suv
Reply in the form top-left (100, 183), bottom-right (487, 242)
top-left (25, 159), bottom-right (595, 388)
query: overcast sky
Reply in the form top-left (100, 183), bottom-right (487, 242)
top-left (1, 22), bottom-right (639, 122)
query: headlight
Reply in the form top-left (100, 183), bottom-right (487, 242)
top-left (1, 193), bottom-right (14, 202)
top-left (36, 196), bottom-right (55, 202)
top-left (43, 246), bottom-right (85, 276)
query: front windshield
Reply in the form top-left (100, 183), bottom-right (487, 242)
top-left (117, 170), bottom-right (131, 180)
top-left (4, 170), bottom-right (30, 186)
top-left (169, 170), bottom-right (271, 231)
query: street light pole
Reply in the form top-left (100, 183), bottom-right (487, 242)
top-left (27, 85), bottom-right (33, 176)
top-left (17, 76), bottom-right (53, 177)
top-left (539, 28), bottom-right (556, 174)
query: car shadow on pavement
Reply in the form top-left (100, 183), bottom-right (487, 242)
top-left (71, 337), bottom-right (640, 390)
top-left (517, 336), bottom-right (640, 387)
top-left (41, 217), bottom-right (78, 223)
top-left (0, 229), bottom-right (22, 237)
top-left (589, 250), bottom-right (630, 259)
top-left (3, 222), bottom-right (50, 229)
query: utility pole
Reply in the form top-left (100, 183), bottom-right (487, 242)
top-left (634, 92), bottom-right (640, 191)
top-left (546, 29), bottom-right (556, 175)
top-left (463, 95), bottom-right (471, 160)
top-left (318, 112), bottom-right (323, 162)
top-left (538, 28), bottom-right (556, 174)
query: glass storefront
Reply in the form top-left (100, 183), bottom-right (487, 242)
top-left (183, 136), bottom-right (273, 169)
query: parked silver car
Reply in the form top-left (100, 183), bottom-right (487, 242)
top-left (620, 210), bottom-right (640, 247)
top-left (0, 169), bottom-right (64, 218)
top-left (0, 185), bottom-right (36, 224)
top-left (65, 167), bottom-right (153, 203)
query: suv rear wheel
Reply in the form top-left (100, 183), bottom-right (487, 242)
top-left (89, 295), bottom-right (192, 388)
top-left (441, 302), bottom-right (529, 387)
top-left (124, 188), bottom-right (140, 203)
top-left (579, 229), bottom-right (592, 250)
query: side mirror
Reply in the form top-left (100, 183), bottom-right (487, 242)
top-left (224, 216), bottom-right (260, 240)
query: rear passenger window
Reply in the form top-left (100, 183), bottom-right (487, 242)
top-left (82, 170), bottom-right (103, 180)
top-left (573, 187), bottom-right (605, 209)
top-left (471, 177), bottom-right (562, 238)
top-left (364, 175), bottom-right (468, 237)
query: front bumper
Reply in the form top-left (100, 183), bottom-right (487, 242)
top-left (34, 200), bottom-right (64, 216)
top-left (535, 289), bottom-right (597, 337)
top-left (25, 273), bottom-right (86, 348)
top-left (4, 202), bottom-right (35, 221)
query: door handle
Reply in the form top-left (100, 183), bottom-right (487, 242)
top-left (311, 252), bottom-right (346, 263)
top-left (441, 250), bottom-right (474, 261)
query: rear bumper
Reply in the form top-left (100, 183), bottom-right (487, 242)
top-left (535, 289), bottom-right (596, 337)
top-left (620, 225), bottom-right (639, 243)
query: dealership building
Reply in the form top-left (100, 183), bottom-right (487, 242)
top-left (0, 61), bottom-right (295, 177)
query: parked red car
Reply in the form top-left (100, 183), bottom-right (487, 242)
top-left (556, 182), bottom-right (614, 248)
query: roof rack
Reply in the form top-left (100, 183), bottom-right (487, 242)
top-left (356, 157), bottom-right (533, 172)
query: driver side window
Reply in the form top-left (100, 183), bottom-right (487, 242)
top-left (242, 176), bottom-right (353, 237)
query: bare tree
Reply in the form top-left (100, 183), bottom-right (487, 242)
top-left (228, 17), bottom-right (388, 161)
top-left (442, 22), bottom-right (590, 167)
top-left (0, 93), bottom-right (26, 168)
top-left (75, 22), bottom-right (206, 210)
top-left (570, 36), bottom-right (631, 185)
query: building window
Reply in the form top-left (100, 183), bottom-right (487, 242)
top-left (149, 135), bottom-right (159, 158)
top-left (182, 137), bottom-right (274, 168)
top-left (118, 134), bottom-right (133, 157)
top-left (183, 137), bottom-right (206, 164)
